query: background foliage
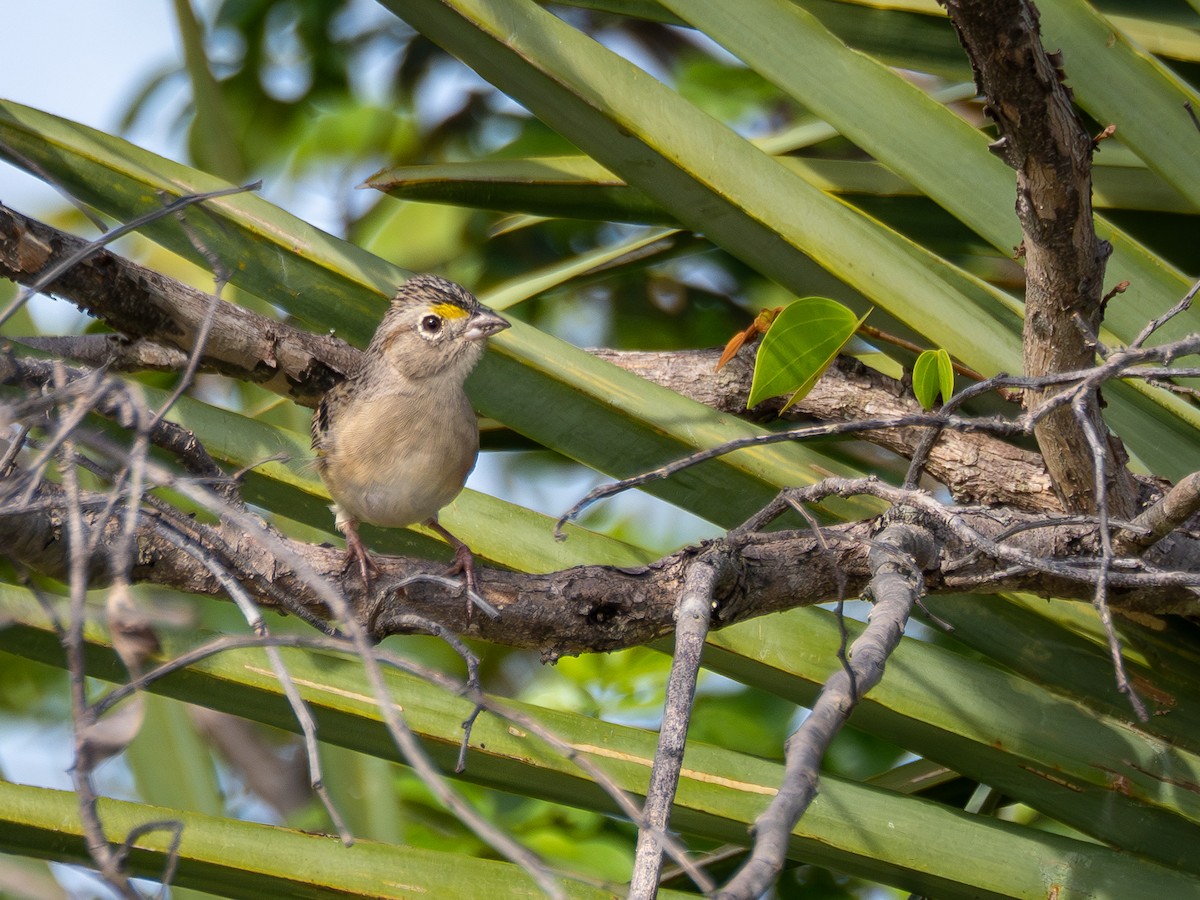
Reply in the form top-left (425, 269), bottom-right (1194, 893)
top-left (2, 0), bottom-right (1200, 897)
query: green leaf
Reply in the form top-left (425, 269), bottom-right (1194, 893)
top-left (703, 604), bottom-right (1200, 874)
top-left (0, 779), bottom-right (677, 900)
top-left (747, 297), bottom-right (865, 410)
top-left (912, 348), bottom-right (954, 410)
top-left (366, 156), bottom-right (676, 226)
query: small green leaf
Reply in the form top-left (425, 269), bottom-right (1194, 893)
top-left (913, 348), bottom-right (955, 409)
top-left (747, 297), bottom-right (865, 410)
top-left (935, 348), bottom-right (955, 405)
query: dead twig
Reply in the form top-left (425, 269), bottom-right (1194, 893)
top-left (629, 551), bottom-right (727, 898)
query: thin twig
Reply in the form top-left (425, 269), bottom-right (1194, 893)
top-left (116, 819), bottom-right (184, 900)
top-left (555, 410), bottom-right (1025, 535)
top-left (387, 572), bottom-right (501, 619)
top-left (902, 371), bottom-right (992, 489)
top-left (783, 495), bottom-right (854, 688)
top-left (0, 423), bottom-right (30, 477)
top-left (629, 552), bottom-right (726, 899)
top-left (59, 407), bottom-right (140, 897)
top-left (857, 322), bottom-right (988, 383)
top-left (1073, 393), bottom-right (1148, 722)
top-left (383, 610), bottom-right (484, 773)
top-left (146, 199), bottom-right (230, 430)
top-left (1129, 277), bottom-right (1199, 349)
top-left (15, 366), bottom-right (109, 507)
top-left (154, 520), bottom-right (354, 844)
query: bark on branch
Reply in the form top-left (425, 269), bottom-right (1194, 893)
top-left (0, 203), bottom-right (356, 402)
top-left (3, 474), bottom-right (1197, 664)
top-left (942, 0), bottom-right (1140, 518)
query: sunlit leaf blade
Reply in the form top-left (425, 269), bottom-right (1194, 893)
top-left (747, 297), bottom-right (864, 409)
top-left (784, 309), bottom-right (871, 411)
top-left (0, 780), bottom-right (673, 900)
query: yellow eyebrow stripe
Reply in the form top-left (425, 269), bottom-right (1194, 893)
top-left (432, 302), bottom-right (470, 320)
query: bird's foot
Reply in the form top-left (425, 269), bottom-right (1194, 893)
top-left (445, 542), bottom-right (479, 600)
top-left (427, 518), bottom-right (496, 619)
top-left (342, 524), bottom-right (380, 593)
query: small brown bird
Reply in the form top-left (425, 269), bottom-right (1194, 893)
top-left (311, 275), bottom-right (509, 596)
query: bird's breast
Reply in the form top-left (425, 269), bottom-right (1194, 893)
top-left (322, 388), bottom-right (479, 527)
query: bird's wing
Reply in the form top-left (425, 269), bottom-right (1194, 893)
top-left (311, 380), bottom-right (349, 454)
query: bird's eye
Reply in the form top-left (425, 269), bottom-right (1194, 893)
top-left (420, 314), bottom-right (443, 334)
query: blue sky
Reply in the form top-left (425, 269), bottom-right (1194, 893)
top-left (3, 0), bottom-right (178, 213)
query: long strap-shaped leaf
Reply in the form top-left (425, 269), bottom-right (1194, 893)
top-left (661, 0), bottom-right (1198, 346)
top-left (372, 154), bottom-right (1196, 219)
top-left (0, 780), bottom-right (686, 899)
top-left (705, 606), bottom-right (1200, 872)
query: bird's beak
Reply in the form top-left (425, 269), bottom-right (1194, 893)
top-left (463, 308), bottom-right (510, 341)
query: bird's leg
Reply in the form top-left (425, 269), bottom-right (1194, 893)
top-left (339, 516), bottom-right (379, 591)
top-left (427, 518), bottom-right (480, 615)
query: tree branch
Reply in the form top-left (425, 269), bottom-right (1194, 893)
top-left (595, 348), bottom-right (1060, 513)
top-left (942, 0), bottom-right (1139, 518)
top-left (0, 201), bottom-right (1062, 513)
top-left (4, 468), bottom-right (1197, 664)
top-left (0, 203), bottom-right (355, 404)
